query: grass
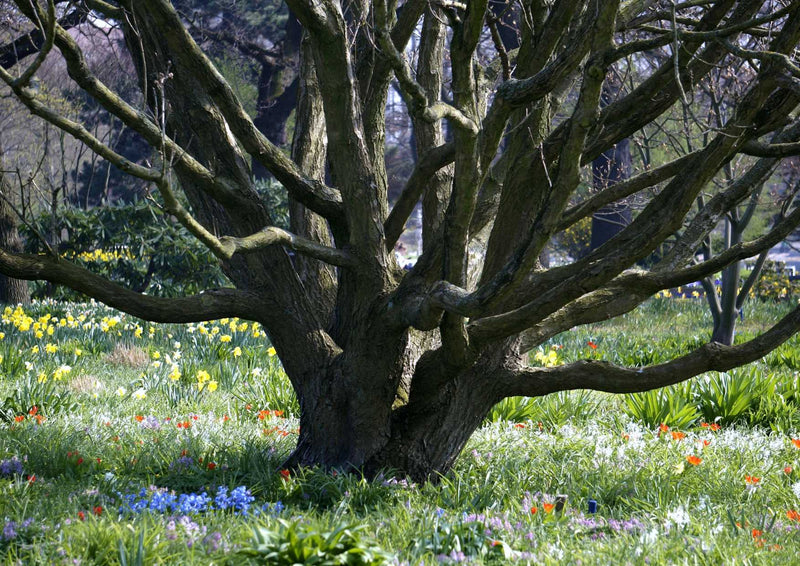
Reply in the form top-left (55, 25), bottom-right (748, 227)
top-left (1, 298), bottom-right (800, 564)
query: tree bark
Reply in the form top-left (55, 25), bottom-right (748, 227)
top-left (0, 197), bottom-right (30, 305)
top-left (0, 154), bottom-right (29, 305)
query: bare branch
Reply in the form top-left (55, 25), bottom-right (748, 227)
top-left (558, 153), bottom-right (694, 230)
top-left (0, 68), bottom-right (162, 183)
top-left (8, 0), bottom-right (55, 86)
top-left (0, 6), bottom-right (85, 70)
top-left (0, 248), bottom-right (258, 323)
top-left (136, 0), bottom-right (346, 224)
top-left (219, 227), bottom-right (356, 267)
top-left (507, 304), bottom-right (800, 397)
top-left (374, 0), bottom-right (478, 134)
top-left (385, 142), bottom-right (456, 249)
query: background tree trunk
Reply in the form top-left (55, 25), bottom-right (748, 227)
top-left (0, 152), bottom-right (30, 305)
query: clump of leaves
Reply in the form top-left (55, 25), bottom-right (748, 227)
top-left (2, 373), bottom-right (78, 421)
top-left (238, 519), bottom-right (393, 565)
top-left (692, 368), bottom-right (773, 426)
top-left (623, 383), bottom-right (699, 429)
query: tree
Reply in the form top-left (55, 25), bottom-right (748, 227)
top-left (2, 0), bottom-right (800, 481)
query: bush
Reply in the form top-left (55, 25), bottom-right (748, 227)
top-left (21, 201), bottom-right (227, 298)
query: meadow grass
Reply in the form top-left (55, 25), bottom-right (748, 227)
top-left (1, 298), bottom-right (800, 564)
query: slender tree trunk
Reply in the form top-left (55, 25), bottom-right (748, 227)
top-left (590, 81), bottom-right (631, 250)
top-left (0, 154), bottom-right (30, 305)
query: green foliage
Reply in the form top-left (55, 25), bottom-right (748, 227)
top-left (407, 515), bottom-right (513, 562)
top-left (21, 201), bottom-right (227, 298)
top-left (623, 384), bottom-right (700, 429)
top-left (233, 361), bottom-right (299, 418)
top-left (1, 373), bottom-right (77, 421)
top-left (486, 391), bottom-right (600, 427)
top-left (239, 520), bottom-right (393, 565)
top-left (254, 178), bottom-right (290, 230)
top-left (1, 300), bottom-right (800, 563)
top-left (693, 368), bottom-right (772, 426)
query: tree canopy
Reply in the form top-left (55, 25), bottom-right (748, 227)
top-left (1, 0), bottom-right (800, 479)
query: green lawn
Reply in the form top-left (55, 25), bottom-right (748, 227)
top-left (1, 298), bottom-right (800, 564)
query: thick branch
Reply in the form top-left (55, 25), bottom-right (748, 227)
top-left (0, 248), bottom-right (256, 323)
top-left (507, 303), bottom-right (800, 397)
top-left (219, 227), bottom-right (356, 267)
top-left (374, 0), bottom-right (477, 134)
top-left (385, 142), bottom-right (456, 249)
top-left (742, 139), bottom-right (800, 157)
top-left (558, 153), bottom-right (694, 230)
top-left (140, 0), bottom-right (345, 223)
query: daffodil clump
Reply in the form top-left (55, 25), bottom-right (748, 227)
top-left (533, 345), bottom-right (563, 367)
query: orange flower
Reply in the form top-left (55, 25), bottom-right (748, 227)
top-left (530, 506), bottom-right (538, 514)
top-left (671, 431), bottom-right (686, 441)
top-left (274, 410), bottom-right (284, 418)
top-left (543, 503), bottom-right (555, 513)
top-left (14, 415), bottom-right (24, 423)
top-left (709, 423), bottom-right (720, 431)
top-left (686, 455), bottom-right (702, 466)
top-left (787, 510), bottom-right (800, 522)
top-left (279, 469), bottom-right (291, 480)
top-left (134, 415), bottom-right (144, 422)
top-left (514, 423), bottom-right (526, 429)
top-left (659, 423), bottom-right (669, 434)
top-left (207, 462), bottom-right (216, 470)
top-left (745, 475), bottom-right (760, 485)
top-left (258, 410), bottom-right (270, 420)
top-left (621, 434), bottom-right (630, 442)
top-left (700, 439), bottom-right (711, 447)
top-left (792, 439), bottom-right (800, 449)
top-left (751, 528), bottom-right (763, 538)
top-left (587, 341), bottom-right (598, 349)
top-left (785, 466), bottom-right (793, 475)
top-left (94, 506), bottom-right (103, 516)
top-left (700, 422), bottom-right (709, 428)
top-left (77, 511), bottom-right (85, 521)
top-left (28, 406), bottom-right (38, 416)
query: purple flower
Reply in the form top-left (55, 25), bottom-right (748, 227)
top-left (2, 521), bottom-right (17, 541)
top-left (203, 531), bottom-right (223, 552)
top-left (0, 456), bottom-right (24, 477)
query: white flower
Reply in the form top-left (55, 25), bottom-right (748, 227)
top-left (116, 387), bottom-right (127, 397)
top-left (666, 505), bottom-right (691, 529)
top-left (792, 481), bottom-right (800, 500)
top-left (133, 388), bottom-right (147, 400)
